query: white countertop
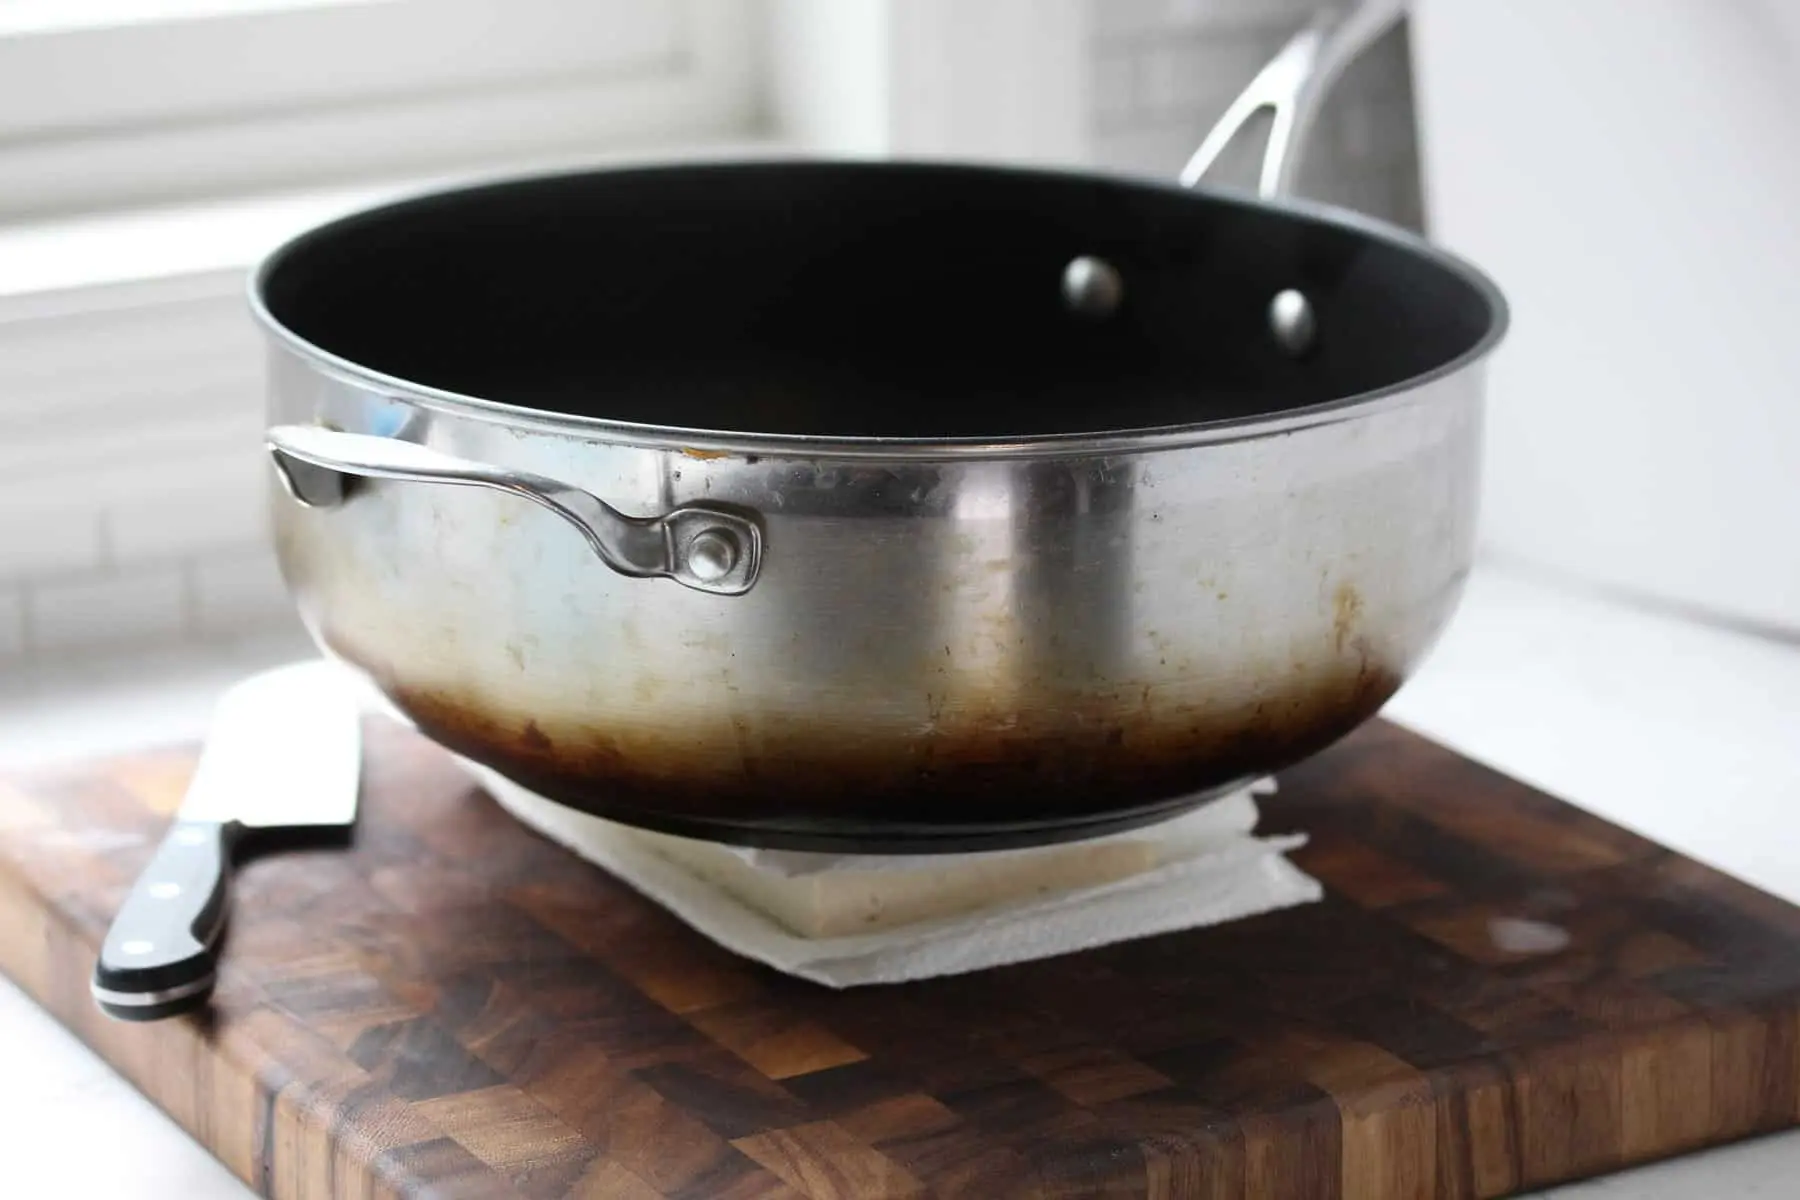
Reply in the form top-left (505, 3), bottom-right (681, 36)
top-left (2, 563), bottom-right (1798, 1198)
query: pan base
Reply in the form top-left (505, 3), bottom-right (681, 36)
top-left (469, 771), bottom-right (1258, 854)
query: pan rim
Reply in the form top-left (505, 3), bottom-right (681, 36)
top-left (248, 156), bottom-right (1510, 460)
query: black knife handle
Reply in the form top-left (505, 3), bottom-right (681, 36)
top-left (92, 818), bottom-right (236, 1022)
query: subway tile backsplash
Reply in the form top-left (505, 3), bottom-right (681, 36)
top-left (0, 283), bottom-right (298, 663)
top-left (1087, 0), bottom-right (1425, 232)
top-left (0, 501), bottom-right (107, 582)
top-left (28, 564), bottom-right (188, 654)
top-left (1094, 0), bottom-right (1319, 37)
top-left (108, 459), bottom-right (272, 565)
top-left (190, 548), bottom-right (294, 636)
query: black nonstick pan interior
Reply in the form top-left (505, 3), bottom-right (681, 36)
top-left (259, 160), bottom-right (1498, 441)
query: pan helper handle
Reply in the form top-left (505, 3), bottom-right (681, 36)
top-left (266, 425), bottom-right (763, 596)
top-left (1179, 0), bottom-right (1408, 199)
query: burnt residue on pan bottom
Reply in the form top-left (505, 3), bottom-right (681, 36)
top-left (368, 659), bottom-right (1401, 845)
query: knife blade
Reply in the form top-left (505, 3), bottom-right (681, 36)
top-left (91, 661), bottom-right (363, 1022)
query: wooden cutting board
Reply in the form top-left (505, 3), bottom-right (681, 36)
top-left (2, 719), bottom-right (1798, 1199)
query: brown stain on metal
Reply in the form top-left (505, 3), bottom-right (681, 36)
top-left (1333, 582), bottom-right (1365, 652)
top-left (302, 536), bottom-right (1407, 841)
top-left (377, 656), bottom-right (1403, 836)
top-left (679, 447), bottom-right (730, 461)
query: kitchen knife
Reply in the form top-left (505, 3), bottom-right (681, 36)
top-left (91, 662), bottom-right (363, 1022)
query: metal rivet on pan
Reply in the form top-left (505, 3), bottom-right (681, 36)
top-left (121, 939), bottom-right (155, 956)
top-left (686, 529), bottom-right (739, 583)
top-left (1269, 288), bottom-right (1317, 357)
top-left (1062, 256), bottom-right (1124, 318)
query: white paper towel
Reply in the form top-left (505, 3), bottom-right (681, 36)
top-left (465, 762), bottom-right (1322, 987)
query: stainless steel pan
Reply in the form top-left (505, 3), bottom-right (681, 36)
top-left (256, 0), bottom-right (1504, 850)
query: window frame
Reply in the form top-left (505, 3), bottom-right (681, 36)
top-left (0, 0), bottom-right (767, 219)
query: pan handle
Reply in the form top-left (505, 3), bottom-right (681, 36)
top-left (1179, 0), bottom-right (1408, 198)
top-left (266, 425), bottom-right (763, 596)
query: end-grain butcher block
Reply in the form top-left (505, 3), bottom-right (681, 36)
top-left (3, 719), bottom-right (1799, 1198)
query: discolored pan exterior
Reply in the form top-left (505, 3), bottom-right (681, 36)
top-left (256, 162), bottom-right (1502, 851)
top-left (266, 366), bottom-right (1481, 849)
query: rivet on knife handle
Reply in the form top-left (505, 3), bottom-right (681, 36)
top-left (92, 818), bottom-right (236, 1021)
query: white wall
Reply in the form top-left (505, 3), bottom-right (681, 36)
top-left (1412, 0), bottom-right (1800, 634)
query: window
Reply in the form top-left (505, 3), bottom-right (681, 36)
top-left (0, 0), bottom-right (1086, 662)
top-left (0, 0), bottom-right (765, 218)
top-left (0, 0), bottom-right (775, 661)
